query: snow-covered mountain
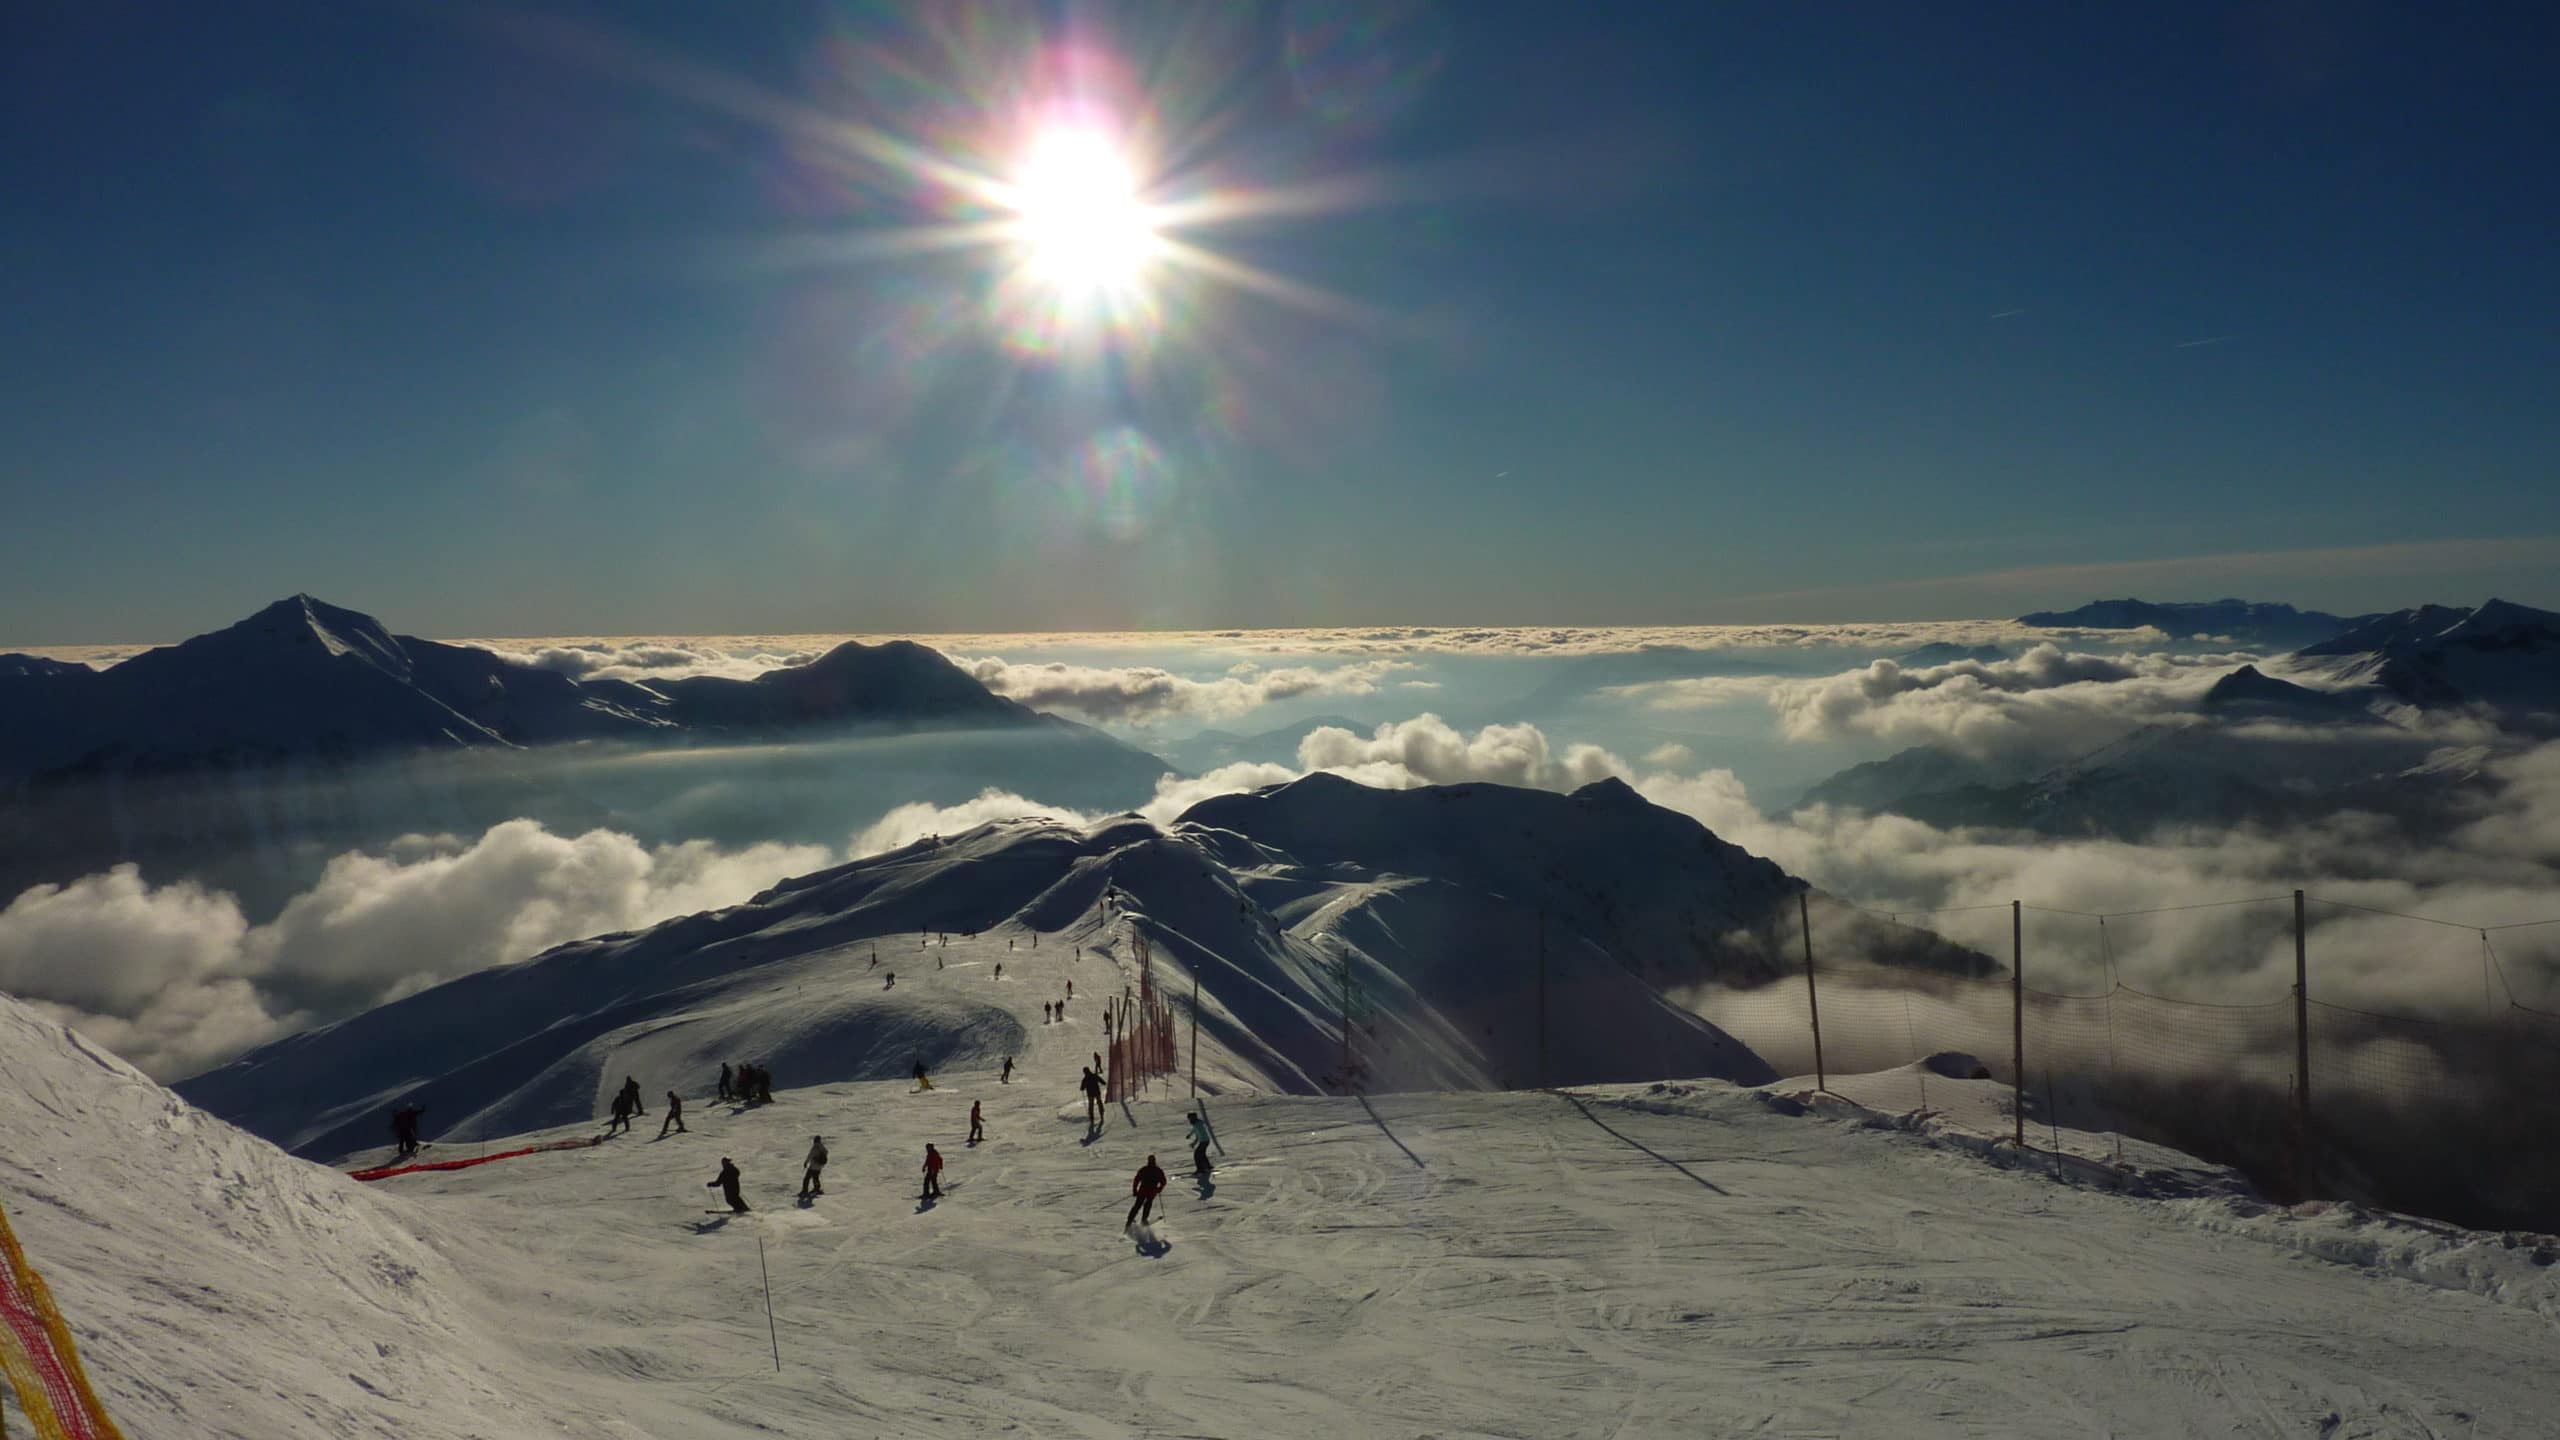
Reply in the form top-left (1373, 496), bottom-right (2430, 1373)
top-left (0, 596), bottom-right (1172, 911)
top-left (179, 774), bottom-right (1988, 1159)
top-left (0, 594), bottom-right (1105, 780)
top-left (2017, 597), bottom-right (2362, 648)
top-left (2295, 597), bottom-right (2560, 724)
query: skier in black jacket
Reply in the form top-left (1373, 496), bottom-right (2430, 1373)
top-left (708, 1158), bottom-right (748, 1213)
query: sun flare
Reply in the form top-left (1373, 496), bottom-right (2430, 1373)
top-left (1004, 127), bottom-right (1159, 293)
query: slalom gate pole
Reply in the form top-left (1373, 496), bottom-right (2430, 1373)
top-left (757, 1236), bottom-right (780, 1374)
top-left (1190, 970), bottom-right (1200, 1099)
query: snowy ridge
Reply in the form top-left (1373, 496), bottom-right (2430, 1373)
top-left (0, 994), bottom-right (566, 1440)
top-left (183, 775), bottom-right (1818, 1159)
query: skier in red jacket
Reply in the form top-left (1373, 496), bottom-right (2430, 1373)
top-left (921, 1143), bottom-right (945, 1200)
top-left (1125, 1156), bottom-right (1168, 1229)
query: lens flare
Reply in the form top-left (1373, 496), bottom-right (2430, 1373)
top-left (1006, 127), bottom-right (1159, 293)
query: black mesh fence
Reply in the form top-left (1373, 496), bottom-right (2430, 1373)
top-left (1681, 894), bottom-right (2560, 1233)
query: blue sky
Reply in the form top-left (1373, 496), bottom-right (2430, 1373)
top-left (5, 0), bottom-right (2556, 644)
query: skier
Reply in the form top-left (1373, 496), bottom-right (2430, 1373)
top-left (619, 1077), bottom-right (646, 1118)
top-left (390, 1103), bottom-right (424, 1158)
top-left (885, 971), bottom-right (896, 990)
top-left (921, 1143), bottom-right (944, 1200)
top-left (755, 1066), bottom-right (776, 1104)
top-left (995, 961), bottom-right (1003, 980)
top-left (607, 1088), bottom-right (633, 1135)
top-left (1066, 979), bottom-right (1072, 1000)
top-left (798, 1136), bottom-right (828, 1200)
top-left (1008, 939), bottom-right (1014, 952)
top-left (968, 1100), bottom-right (985, 1145)
top-left (1186, 1112), bottom-right (1214, 1177)
top-left (1000, 1055), bottom-right (1014, 1084)
top-left (1125, 1156), bottom-right (1168, 1230)
top-left (708, 1157), bottom-right (748, 1214)
top-left (717, 1062), bottom-right (734, 1103)
top-left (912, 1059), bottom-right (933, 1092)
top-left (1080, 1066), bottom-right (1105, 1127)
top-left (659, 1090), bottom-right (687, 1138)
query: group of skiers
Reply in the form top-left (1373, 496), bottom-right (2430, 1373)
top-left (607, 1076), bottom-right (688, 1137)
top-left (717, 1061), bottom-right (777, 1105)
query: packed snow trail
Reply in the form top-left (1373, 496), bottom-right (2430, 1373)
top-left (11, 928), bottom-right (2559, 1438)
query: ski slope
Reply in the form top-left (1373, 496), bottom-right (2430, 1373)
top-left (9, 949), bottom-right (2559, 1440)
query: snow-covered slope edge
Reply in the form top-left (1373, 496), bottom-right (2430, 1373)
top-left (1694, 1061), bottom-right (2560, 1329)
top-left (0, 994), bottom-right (571, 1440)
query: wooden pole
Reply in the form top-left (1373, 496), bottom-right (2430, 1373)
top-left (1798, 890), bottom-right (1825, 1095)
top-left (2011, 899), bottom-right (2025, 1148)
top-left (2293, 888), bottom-right (2311, 1193)
top-left (1190, 968), bottom-right (1201, 1099)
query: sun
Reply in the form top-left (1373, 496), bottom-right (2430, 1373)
top-left (1004, 127), bottom-right (1159, 293)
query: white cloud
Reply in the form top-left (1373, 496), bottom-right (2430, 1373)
top-left (1297, 715), bottom-right (1629, 791)
top-left (954, 656), bottom-right (1416, 725)
top-left (852, 790), bottom-right (1099, 856)
top-left (1617, 644), bottom-right (2264, 761)
top-left (1631, 746), bottom-right (2560, 1013)
top-left (481, 640), bottom-right (822, 683)
top-left (1643, 742), bottom-right (1695, 769)
top-left (0, 824), bottom-right (834, 1080)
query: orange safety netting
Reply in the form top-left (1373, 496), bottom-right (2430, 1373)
top-left (0, 1197), bottom-right (126, 1440)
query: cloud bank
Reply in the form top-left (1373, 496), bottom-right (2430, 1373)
top-left (1616, 643), bottom-right (2266, 760)
top-left (953, 656), bottom-right (1417, 725)
top-left (0, 822), bottom-right (834, 1080)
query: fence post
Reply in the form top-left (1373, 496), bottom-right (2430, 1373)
top-left (2293, 888), bottom-right (2311, 1194)
top-left (1799, 890), bottom-right (1825, 1095)
top-left (2011, 899), bottom-right (2025, 1148)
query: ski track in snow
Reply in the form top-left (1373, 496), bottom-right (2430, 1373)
top-left (6, 926), bottom-right (2557, 1438)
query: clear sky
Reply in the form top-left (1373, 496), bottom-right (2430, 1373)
top-left (6, 0), bottom-right (2556, 644)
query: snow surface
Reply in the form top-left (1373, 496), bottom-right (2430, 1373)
top-left (10, 972), bottom-right (2560, 1439)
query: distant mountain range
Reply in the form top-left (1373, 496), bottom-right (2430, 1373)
top-left (0, 594), bottom-right (1080, 781)
top-left (1797, 599), bottom-right (2559, 839)
top-left (181, 772), bottom-right (1993, 1154)
top-left (0, 596), bottom-right (1172, 910)
top-left (2017, 598), bottom-right (2365, 649)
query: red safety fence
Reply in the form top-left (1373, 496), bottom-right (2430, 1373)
top-left (0, 1196), bottom-right (127, 1440)
top-left (1105, 930), bottom-right (1183, 1102)
top-left (347, 1135), bottom-right (601, 1183)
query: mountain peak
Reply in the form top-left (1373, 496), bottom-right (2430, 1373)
top-left (217, 595), bottom-right (413, 678)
